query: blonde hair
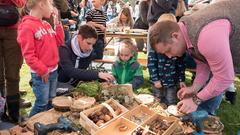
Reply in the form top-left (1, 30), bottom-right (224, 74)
top-left (26, 0), bottom-right (47, 10)
top-left (157, 13), bottom-right (177, 22)
top-left (118, 39), bottom-right (137, 56)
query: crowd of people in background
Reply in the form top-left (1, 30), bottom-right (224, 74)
top-left (0, 0), bottom-right (238, 126)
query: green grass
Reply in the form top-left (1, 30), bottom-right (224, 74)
top-left (19, 59), bottom-right (240, 134)
top-left (19, 63), bottom-right (34, 117)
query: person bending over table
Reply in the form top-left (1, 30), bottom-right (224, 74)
top-left (149, 0), bottom-right (240, 115)
top-left (58, 25), bottom-right (115, 87)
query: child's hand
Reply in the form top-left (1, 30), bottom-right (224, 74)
top-left (52, 7), bottom-right (60, 25)
top-left (98, 24), bottom-right (106, 31)
top-left (179, 82), bottom-right (186, 88)
top-left (154, 81), bottom-right (162, 89)
top-left (41, 73), bottom-right (49, 83)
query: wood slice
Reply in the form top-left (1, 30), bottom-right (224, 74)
top-left (9, 125), bottom-right (33, 135)
top-left (52, 96), bottom-right (73, 112)
top-left (70, 97), bottom-right (96, 112)
top-left (203, 115), bottom-right (224, 134)
top-left (0, 130), bottom-right (10, 135)
top-left (26, 109), bottom-right (63, 131)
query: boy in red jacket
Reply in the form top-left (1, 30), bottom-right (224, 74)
top-left (17, 0), bottom-right (64, 117)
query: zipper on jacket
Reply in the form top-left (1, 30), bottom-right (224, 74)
top-left (121, 64), bottom-right (126, 84)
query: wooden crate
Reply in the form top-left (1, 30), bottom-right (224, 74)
top-left (123, 104), bottom-right (156, 125)
top-left (141, 113), bottom-right (179, 135)
top-left (80, 98), bottom-right (128, 134)
top-left (94, 117), bottom-right (137, 135)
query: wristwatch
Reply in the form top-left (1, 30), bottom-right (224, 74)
top-left (192, 94), bottom-right (202, 105)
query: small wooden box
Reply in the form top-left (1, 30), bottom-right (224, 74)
top-left (141, 113), bottom-right (179, 135)
top-left (80, 99), bottom-right (128, 134)
top-left (123, 104), bottom-right (156, 125)
top-left (94, 117), bottom-right (137, 135)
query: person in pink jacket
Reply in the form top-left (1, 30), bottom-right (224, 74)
top-left (0, 0), bottom-right (26, 123)
top-left (17, 0), bottom-right (64, 117)
top-left (149, 0), bottom-right (240, 115)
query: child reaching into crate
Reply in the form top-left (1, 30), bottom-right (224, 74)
top-left (112, 40), bottom-right (144, 92)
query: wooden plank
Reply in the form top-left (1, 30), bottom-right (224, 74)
top-left (93, 58), bottom-right (147, 68)
top-left (106, 32), bottom-right (147, 39)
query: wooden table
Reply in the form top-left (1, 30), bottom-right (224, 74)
top-left (94, 58), bottom-right (147, 69)
top-left (106, 31), bottom-right (148, 46)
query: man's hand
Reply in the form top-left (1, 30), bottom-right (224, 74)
top-left (177, 98), bottom-right (198, 114)
top-left (41, 73), bottom-right (49, 83)
top-left (179, 82), bottom-right (186, 88)
top-left (68, 20), bottom-right (77, 25)
top-left (177, 86), bottom-right (195, 100)
top-left (98, 72), bottom-right (115, 82)
top-left (154, 81), bottom-right (162, 89)
top-left (70, 11), bottom-right (78, 17)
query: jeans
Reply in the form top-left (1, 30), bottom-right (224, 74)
top-left (92, 37), bottom-right (105, 59)
top-left (152, 85), bottom-right (178, 105)
top-left (29, 70), bottom-right (58, 117)
top-left (197, 93), bottom-right (223, 115)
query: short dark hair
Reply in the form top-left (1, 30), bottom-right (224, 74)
top-left (78, 24), bottom-right (98, 39)
top-left (149, 21), bottom-right (180, 49)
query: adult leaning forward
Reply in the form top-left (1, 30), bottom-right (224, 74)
top-left (58, 24), bottom-right (114, 87)
top-left (149, 0), bottom-right (240, 115)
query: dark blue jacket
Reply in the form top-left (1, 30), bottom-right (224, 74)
top-left (58, 45), bottom-right (99, 86)
top-left (147, 0), bottom-right (178, 25)
top-left (148, 49), bottom-right (185, 88)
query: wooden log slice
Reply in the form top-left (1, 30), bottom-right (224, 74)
top-left (9, 125), bottom-right (33, 135)
top-left (0, 130), bottom-right (10, 135)
top-left (203, 115), bottom-right (224, 134)
top-left (52, 96), bottom-right (73, 112)
top-left (70, 97), bottom-right (96, 112)
top-left (26, 109), bottom-right (63, 131)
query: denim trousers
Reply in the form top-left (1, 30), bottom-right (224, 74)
top-left (197, 93), bottom-right (223, 115)
top-left (29, 70), bottom-right (58, 117)
top-left (152, 85), bottom-right (178, 105)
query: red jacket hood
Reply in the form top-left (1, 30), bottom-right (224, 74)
top-left (20, 15), bottom-right (43, 26)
